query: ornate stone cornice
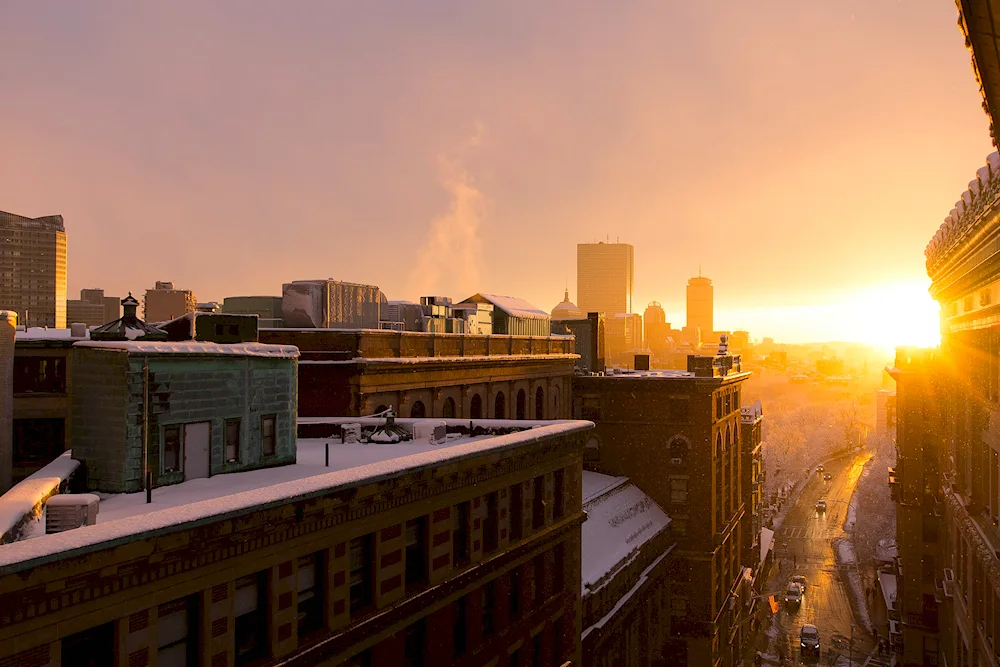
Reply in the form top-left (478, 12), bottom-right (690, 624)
top-left (946, 490), bottom-right (1000, 591)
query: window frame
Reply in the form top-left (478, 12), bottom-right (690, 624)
top-left (453, 502), bottom-right (471, 567)
top-left (349, 534), bottom-right (375, 615)
top-left (297, 552), bottom-right (324, 638)
top-left (262, 415), bottom-right (277, 457)
top-left (163, 425), bottom-right (183, 473)
top-left (405, 516), bottom-right (429, 591)
top-left (225, 418), bottom-right (241, 464)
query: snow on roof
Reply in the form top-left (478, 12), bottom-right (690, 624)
top-left (72, 341), bottom-right (299, 358)
top-left (299, 354), bottom-right (578, 365)
top-left (0, 422), bottom-right (591, 572)
top-left (464, 294), bottom-right (549, 320)
top-left (878, 571), bottom-right (898, 611)
top-left (580, 471), bottom-right (670, 592)
top-left (16, 327), bottom-right (90, 341)
top-left (0, 452), bottom-right (79, 543)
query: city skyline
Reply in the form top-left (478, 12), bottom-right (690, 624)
top-left (0, 2), bottom-right (973, 350)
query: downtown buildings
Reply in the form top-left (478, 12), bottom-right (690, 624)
top-left (0, 210), bottom-right (67, 329)
top-left (576, 242), bottom-right (634, 317)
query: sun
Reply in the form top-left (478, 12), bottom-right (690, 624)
top-left (843, 281), bottom-right (940, 354)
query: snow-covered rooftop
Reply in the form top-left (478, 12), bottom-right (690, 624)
top-left (463, 294), bottom-right (549, 320)
top-left (580, 471), bottom-right (670, 593)
top-left (15, 327), bottom-right (90, 341)
top-left (0, 422), bottom-right (591, 572)
top-left (72, 340), bottom-right (299, 358)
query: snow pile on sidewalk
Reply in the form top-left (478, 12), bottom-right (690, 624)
top-left (834, 538), bottom-right (872, 633)
top-left (844, 490), bottom-right (859, 531)
top-left (838, 539), bottom-right (857, 564)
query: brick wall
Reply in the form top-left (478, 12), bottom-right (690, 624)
top-left (71, 347), bottom-right (130, 491)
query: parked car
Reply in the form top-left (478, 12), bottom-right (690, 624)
top-left (823, 472), bottom-right (832, 481)
top-left (800, 624), bottom-right (820, 655)
top-left (816, 465), bottom-right (825, 473)
top-left (815, 500), bottom-right (827, 512)
top-left (792, 574), bottom-right (807, 591)
top-left (785, 582), bottom-right (803, 607)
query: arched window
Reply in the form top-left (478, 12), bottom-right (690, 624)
top-left (494, 392), bottom-right (506, 419)
top-left (535, 386), bottom-right (545, 420)
top-left (410, 401), bottom-right (426, 419)
top-left (585, 437), bottom-right (600, 462)
top-left (470, 394), bottom-right (483, 419)
top-left (516, 389), bottom-right (527, 420)
top-left (668, 437), bottom-right (689, 463)
top-left (715, 433), bottom-right (723, 460)
top-left (373, 404), bottom-right (389, 416)
top-left (442, 397), bottom-right (456, 419)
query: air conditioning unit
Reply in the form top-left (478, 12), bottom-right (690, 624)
top-left (46, 494), bottom-right (100, 534)
top-left (944, 568), bottom-right (955, 583)
top-left (412, 421), bottom-right (448, 444)
top-left (341, 423), bottom-right (362, 443)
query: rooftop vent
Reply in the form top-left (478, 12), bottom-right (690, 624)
top-left (412, 420), bottom-right (448, 444)
top-left (341, 423), bottom-right (361, 443)
top-left (70, 322), bottom-right (87, 338)
top-left (45, 494), bottom-right (100, 534)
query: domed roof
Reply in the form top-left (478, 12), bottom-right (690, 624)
top-left (551, 289), bottom-right (586, 320)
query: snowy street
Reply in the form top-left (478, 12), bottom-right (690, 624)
top-left (756, 450), bottom-right (876, 665)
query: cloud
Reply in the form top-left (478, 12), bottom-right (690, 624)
top-left (407, 123), bottom-right (489, 299)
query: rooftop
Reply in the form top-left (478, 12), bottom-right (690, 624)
top-left (0, 420), bottom-right (591, 572)
top-left (73, 341), bottom-right (299, 358)
top-left (580, 471), bottom-right (671, 593)
top-left (461, 293), bottom-right (549, 320)
top-left (15, 327), bottom-right (91, 342)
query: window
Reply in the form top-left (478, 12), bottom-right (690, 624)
top-left (485, 492), bottom-right (499, 554)
top-left (671, 597), bottom-right (689, 616)
top-left (405, 517), bottom-right (428, 589)
top-left (535, 386), bottom-right (545, 419)
top-left (262, 415), bottom-right (276, 456)
top-left (404, 619), bottom-right (426, 667)
top-left (510, 484), bottom-right (523, 542)
top-left (532, 633), bottom-right (543, 667)
top-left (584, 437), bottom-right (600, 462)
top-left (510, 568), bottom-right (521, 619)
top-left (13, 356), bottom-right (66, 393)
top-left (298, 553), bottom-right (323, 637)
top-left (533, 555), bottom-right (545, 605)
top-left (716, 394), bottom-right (723, 418)
top-left (670, 478), bottom-right (688, 504)
top-left (61, 622), bottom-right (114, 667)
top-left (552, 617), bottom-right (563, 665)
top-left (163, 425), bottom-right (182, 473)
top-left (235, 573), bottom-right (267, 666)
top-left (672, 518), bottom-right (688, 537)
top-left (442, 397), bottom-right (456, 419)
top-left (454, 502), bottom-right (470, 566)
top-left (554, 543), bottom-right (565, 593)
top-left (581, 397), bottom-right (601, 421)
top-left (158, 597), bottom-right (196, 667)
top-left (516, 389), bottom-right (527, 420)
top-left (553, 470), bottom-right (565, 520)
top-left (494, 392), bottom-right (506, 419)
top-left (225, 419), bottom-right (241, 463)
top-left (483, 581), bottom-right (496, 636)
top-left (470, 394), bottom-right (483, 419)
top-left (724, 392), bottom-right (731, 414)
top-left (13, 418), bottom-right (65, 464)
top-left (410, 401), bottom-right (426, 419)
top-left (453, 596), bottom-right (468, 657)
top-left (532, 476), bottom-right (545, 529)
top-left (350, 534), bottom-right (374, 613)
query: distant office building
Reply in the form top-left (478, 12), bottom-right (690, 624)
top-left (551, 288), bottom-right (586, 320)
top-left (605, 313), bottom-right (642, 366)
top-left (577, 242), bottom-right (634, 316)
top-left (222, 295), bottom-right (284, 328)
top-left (66, 288), bottom-right (121, 327)
top-left (686, 275), bottom-right (713, 338)
top-left (729, 330), bottom-right (750, 352)
top-left (644, 301), bottom-right (673, 358)
top-left (0, 210), bottom-right (67, 328)
top-left (143, 281), bottom-right (197, 323)
top-left (458, 294), bottom-right (549, 336)
top-left (282, 279), bottom-right (382, 329)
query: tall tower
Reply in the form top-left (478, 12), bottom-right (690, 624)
top-left (0, 210), bottom-right (67, 328)
top-left (686, 275), bottom-right (713, 337)
top-left (577, 242), bottom-right (634, 316)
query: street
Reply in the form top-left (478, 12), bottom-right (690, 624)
top-left (762, 450), bottom-right (875, 664)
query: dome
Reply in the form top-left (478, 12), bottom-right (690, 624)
top-left (551, 289), bottom-right (586, 320)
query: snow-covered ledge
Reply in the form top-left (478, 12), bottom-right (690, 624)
top-left (0, 452), bottom-right (79, 544)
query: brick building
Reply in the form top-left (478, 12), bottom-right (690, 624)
top-left (144, 281), bottom-right (198, 323)
top-left (259, 329), bottom-right (576, 421)
top-left (66, 288), bottom-right (121, 327)
top-left (573, 351), bottom-right (754, 667)
top-left (0, 418), bottom-right (591, 667)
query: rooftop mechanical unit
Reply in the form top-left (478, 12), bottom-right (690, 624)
top-left (45, 494), bottom-right (100, 534)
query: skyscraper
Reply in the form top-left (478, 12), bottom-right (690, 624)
top-left (686, 275), bottom-right (713, 337)
top-left (577, 242), bottom-right (634, 316)
top-left (0, 210), bottom-right (67, 328)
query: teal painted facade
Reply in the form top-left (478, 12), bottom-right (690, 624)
top-left (72, 347), bottom-right (297, 493)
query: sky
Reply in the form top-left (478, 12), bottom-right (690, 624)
top-left (0, 1), bottom-right (990, 347)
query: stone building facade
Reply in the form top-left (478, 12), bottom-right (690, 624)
top-left (71, 341), bottom-right (298, 493)
top-left (0, 420), bottom-right (591, 667)
top-left (573, 354), bottom-right (753, 667)
top-left (259, 329), bottom-right (576, 421)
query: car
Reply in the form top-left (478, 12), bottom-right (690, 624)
top-left (800, 624), bottom-right (820, 655)
top-left (785, 582), bottom-right (803, 606)
top-left (792, 574), bottom-right (807, 591)
top-left (823, 473), bottom-right (832, 481)
top-left (816, 465), bottom-right (825, 473)
top-left (815, 500), bottom-right (827, 512)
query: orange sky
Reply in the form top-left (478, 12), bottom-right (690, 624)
top-left (0, 1), bottom-right (990, 345)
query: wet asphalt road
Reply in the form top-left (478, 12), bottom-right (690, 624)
top-left (763, 450), bottom-right (875, 665)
